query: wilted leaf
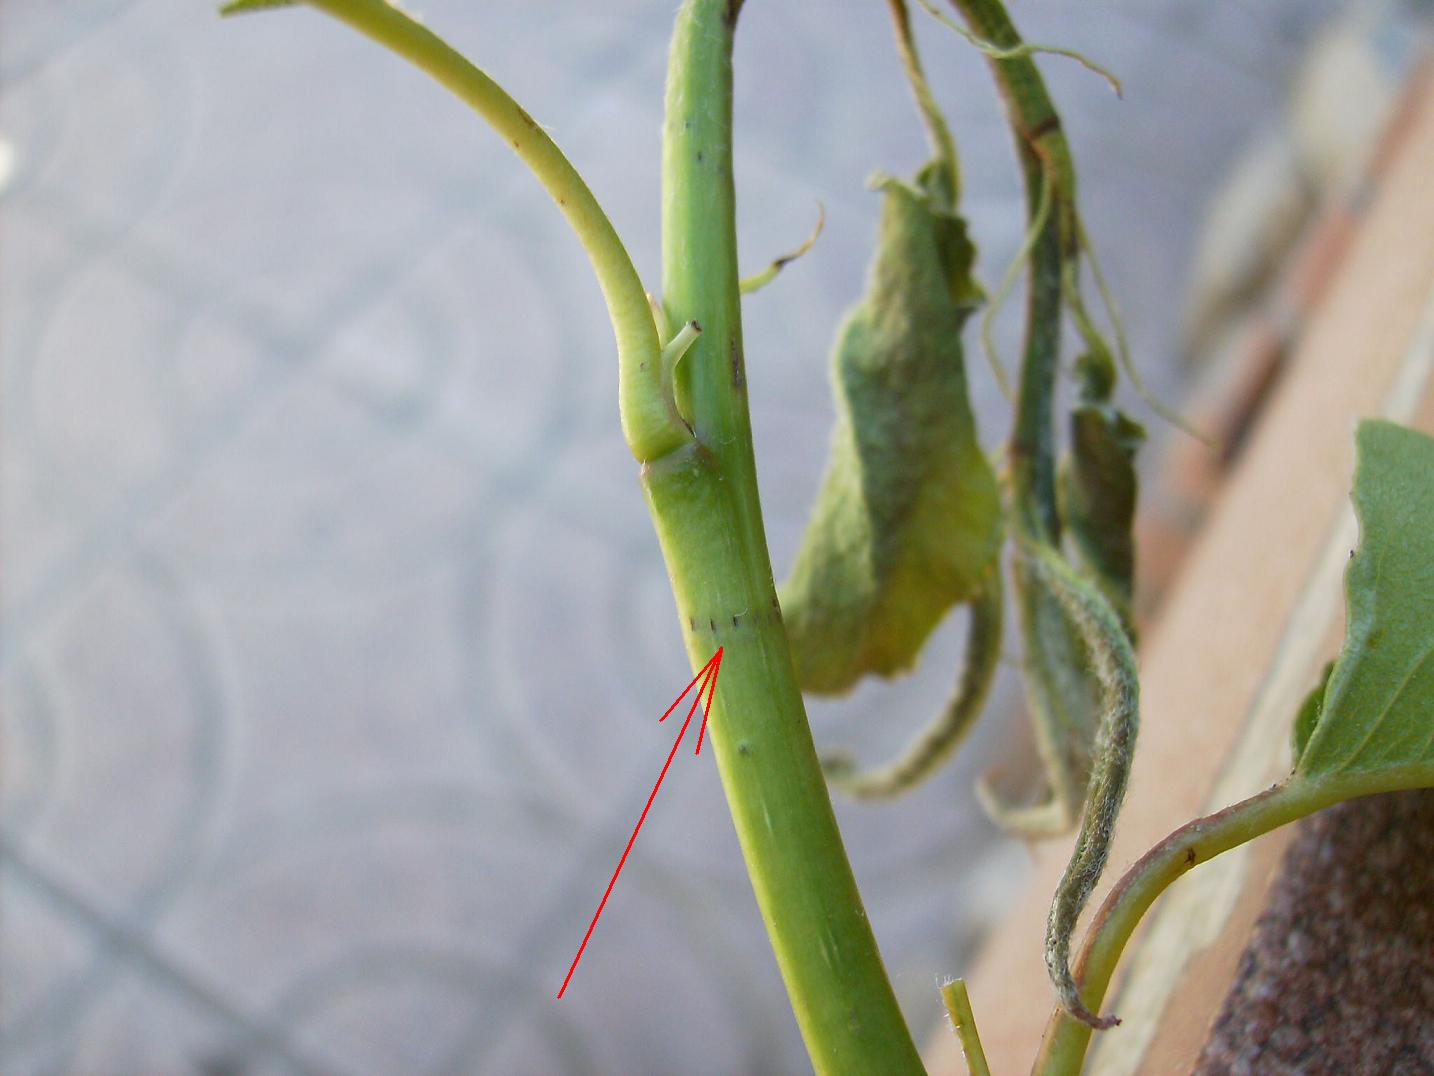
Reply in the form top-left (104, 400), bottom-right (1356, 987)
top-left (1060, 354), bottom-right (1145, 630)
top-left (780, 160), bottom-right (1001, 694)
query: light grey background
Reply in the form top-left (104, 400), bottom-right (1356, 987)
top-left (1, 2), bottom-right (1338, 1073)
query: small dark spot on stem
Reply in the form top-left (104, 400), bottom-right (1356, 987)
top-left (737, 741), bottom-right (753, 756)
top-left (1026, 114), bottom-right (1062, 142)
top-left (730, 339), bottom-right (745, 390)
top-left (709, 618), bottom-right (717, 633)
top-left (696, 151), bottom-right (705, 164)
top-left (1185, 848), bottom-right (1198, 866)
top-left (688, 616), bottom-right (696, 631)
top-left (731, 614), bottom-right (739, 627)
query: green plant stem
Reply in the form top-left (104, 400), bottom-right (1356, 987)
top-left (887, 0), bottom-right (960, 192)
top-left (941, 979), bottom-right (993, 1076)
top-left (946, 0), bottom-right (1108, 849)
top-left (661, 0), bottom-right (765, 552)
top-left (947, 2), bottom-right (1147, 1037)
top-left (1033, 764), bottom-right (1434, 1075)
top-left (274, 0), bottom-right (688, 462)
top-left (915, 0), bottom-right (1122, 98)
top-left (947, 0), bottom-right (1069, 544)
top-left (642, 3), bottom-right (923, 1071)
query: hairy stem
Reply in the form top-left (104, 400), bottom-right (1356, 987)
top-left (946, 0), bottom-right (1072, 544)
top-left (1025, 542), bottom-right (1139, 1029)
top-left (946, 2), bottom-right (1144, 1029)
top-left (887, 0), bottom-right (960, 192)
top-left (941, 979), bottom-right (993, 1076)
top-left (1033, 764), bottom-right (1434, 1074)
top-left (944, 0), bottom-right (1087, 838)
top-left (643, 3), bottom-right (924, 1071)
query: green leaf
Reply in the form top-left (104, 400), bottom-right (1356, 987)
top-left (1295, 420), bottom-right (1434, 776)
top-left (780, 160), bottom-right (1001, 694)
top-left (1034, 420), bottom-right (1434, 1053)
top-left (1290, 661), bottom-right (1332, 763)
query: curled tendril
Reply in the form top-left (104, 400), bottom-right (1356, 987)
top-left (823, 578), bottom-right (1003, 799)
top-left (914, 0), bottom-right (1123, 98)
top-left (739, 203), bottom-right (827, 294)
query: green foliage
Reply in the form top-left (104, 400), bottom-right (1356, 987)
top-left (230, 4), bottom-right (1434, 1073)
top-left (780, 161), bottom-right (1002, 695)
top-left (1039, 420), bottom-right (1434, 1069)
top-left (1290, 661), bottom-right (1332, 763)
top-left (1294, 420), bottom-right (1434, 778)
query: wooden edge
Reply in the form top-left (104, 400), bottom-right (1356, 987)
top-left (925, 64), bottom-right (1434, 1076)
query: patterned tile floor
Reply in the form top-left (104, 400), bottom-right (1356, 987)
top-left (1, 2), bottom-right (1336, 1072)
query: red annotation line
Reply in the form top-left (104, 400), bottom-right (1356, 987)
top-left (555, 647), bottom-right (724, 999)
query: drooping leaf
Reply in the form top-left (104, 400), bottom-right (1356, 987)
top-left (780, 159), bottom-right (1001, 695)
top-left (822, 572), bottom-right (1003, 797)
top-left (1062, 405), bottom-right (1143, 627)
top-left (1294, 420), bottom-right (1434, 777)
top-left (1059, 352), bottom-right (1146, 630)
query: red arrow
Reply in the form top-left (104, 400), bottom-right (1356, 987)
top-left (556, 647), bottom-right (724, 999)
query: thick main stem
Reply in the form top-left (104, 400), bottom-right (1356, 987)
top-left (641, 3), bottom-right (923, 1071)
